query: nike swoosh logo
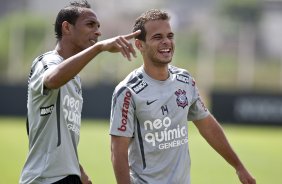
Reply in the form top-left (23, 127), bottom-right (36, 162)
top-left (146, 99), bottom-right (157, 105)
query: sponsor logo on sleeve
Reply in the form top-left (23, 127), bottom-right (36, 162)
top-left (198, 97), bottom-right (208, 112)
top-left (132, 80), bottom-right (148, 94)
top-left (176, 74), bottom-right (189, 84)
top-left (40, 105), bottom-right (54, 116)
top-left (118, 91), bottom-right (132, 131)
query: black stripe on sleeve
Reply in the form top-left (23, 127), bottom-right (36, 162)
top-left (38, 54), bottom-right (49, 71)
top-left (113, 86), bottom-right (127, 108)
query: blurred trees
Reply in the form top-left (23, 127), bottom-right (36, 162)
top-left (0, 13), bottom-right (50, 84)
top-left (220, 0), bottom-right (262, 89)
top-left (0, 0), bottom-right (281, 92)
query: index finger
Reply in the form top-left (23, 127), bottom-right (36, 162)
top-left (124, 30), bottom-right (141, 40)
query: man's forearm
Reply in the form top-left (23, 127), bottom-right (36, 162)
top-left (112, 154), bottom-right (131, 184)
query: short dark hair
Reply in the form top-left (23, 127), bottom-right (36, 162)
top-left (54, 0), bottom-right (91, 40)
top-left (133, 9), bottom-right (170, 41)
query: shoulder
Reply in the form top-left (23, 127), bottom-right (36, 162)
top-left (169, 65), bottom-right (195, 85)
top-left (113, 67), bottom-right (147, 96)
top-left (41, 51), bottom-right (63, 65)
top-left (32, 51), bottom-right (62, 70)
top-left (169, 65), bottom-right (191, 76)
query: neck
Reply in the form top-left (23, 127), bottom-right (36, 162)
top-left (55, 43), bottom-right (67, 59)
top-left (143, 63), bottom-right (169, 81)
top-left (55, 41), bottom-right (79, 60)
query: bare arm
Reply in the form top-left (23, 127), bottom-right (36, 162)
top-left (44, 30), bottom-right (141, 89)
top-left (193, 114), bottom-right (256, 184)
top-left (79, 164), bottom-right (92, 184)
top-left (111, 135), bottom-right (131, 184)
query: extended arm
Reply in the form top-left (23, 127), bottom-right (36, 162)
top-left (193, 114), bottom-right (256, 184)
top-left (111, 135), bottom-right (131, 184)
top-left (44, 30), bottom-right (141, 89)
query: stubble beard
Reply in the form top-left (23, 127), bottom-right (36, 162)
top-left (152, 53), bottom-right (173, 66)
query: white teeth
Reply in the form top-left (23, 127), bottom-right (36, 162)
top-left (160, 49), bottom-right (170, 52)
top-left (90, 40), bottom-right (96, 44)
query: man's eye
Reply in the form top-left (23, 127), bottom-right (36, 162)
top-left (87, 23), bottom-right (94, 27)
top-left (153, 36), bottom-right (162, 40)
top-left (168, 34), bottom-right (174, 39)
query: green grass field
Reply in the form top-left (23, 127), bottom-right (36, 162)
top-left (0, 117), bottom-right (281, 184)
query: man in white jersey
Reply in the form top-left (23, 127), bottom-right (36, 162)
top-left (110, 9), bottom-right (256, 184)
top-left (20, 1), bottom-right (140, 184)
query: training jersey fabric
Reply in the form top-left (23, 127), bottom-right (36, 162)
top-left (20, 50), bottom-right (83, 184)
top-left (110, 65), bottom-right (210, 184)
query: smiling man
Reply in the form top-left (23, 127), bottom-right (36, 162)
top-left (19, 1), bottom-right (140, 184)
top-left (109, 9), bottom-right (256, 184)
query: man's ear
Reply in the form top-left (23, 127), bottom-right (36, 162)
top-left (135, 39), bottom-right (144, 51)
top-left (61, 21), bottom-right (72, 36)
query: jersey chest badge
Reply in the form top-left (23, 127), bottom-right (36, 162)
top-left (175, 89), bottom-right (188, 108)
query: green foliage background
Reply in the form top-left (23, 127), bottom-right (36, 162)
top-left (1, 117), bottom-right (281, 184)
top-left (1, 9), bottom-right (282, 91)
top-left (0, 13), bottom-right (49, 74)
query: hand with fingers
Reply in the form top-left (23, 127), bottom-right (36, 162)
top-left (236, 167), bottom-right (256, 184)
top-left (96, 30), bottom-right (141, 61)
top-left (80, 165), bottom-right (93, 184)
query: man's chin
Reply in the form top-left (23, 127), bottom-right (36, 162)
top-left (153, 60), bottom-right (172, 66)
top-left (162, 58), bottom-right (172, 64)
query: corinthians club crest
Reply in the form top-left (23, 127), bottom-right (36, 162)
top-left (175, 89), bottom-right (188, 108)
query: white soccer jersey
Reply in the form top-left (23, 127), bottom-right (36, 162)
top-left (20, 50), bottom-right (83, 184)
top-left (110, 65), bottom-right (210, 184)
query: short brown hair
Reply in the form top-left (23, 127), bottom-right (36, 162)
top-left (133, 9), bottom-right (170, 41)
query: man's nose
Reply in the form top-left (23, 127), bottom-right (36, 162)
top-left (95, 30), bottom-right (102, 37)
top-left (162, 37), bottom-right (171, 44)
